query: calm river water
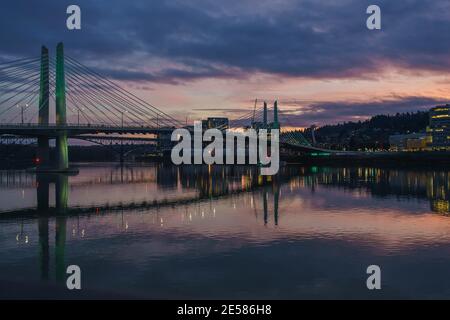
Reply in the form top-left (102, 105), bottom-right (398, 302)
top-left (1, 163), bottom-right (450, 299)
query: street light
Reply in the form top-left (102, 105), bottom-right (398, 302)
top-left (121, 110), bottom-right (128, 127)
top-left (17, 104), bottom-right (27, 124)
top-left (78, 107), bottom-right (86, 125)
top-left (24, 104), bottom-right (28, 124)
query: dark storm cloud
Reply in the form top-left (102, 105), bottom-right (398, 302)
top-left (0, 0), bottom-right (449, 83)
top-left (93, 64), bottom-right (244, 85)
top-left (279, 96), bottom-right (447, 127)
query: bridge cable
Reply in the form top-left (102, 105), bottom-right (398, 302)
top-left (54, 61), bottom-right (120, 124)
top-left (0, 77), bottom-right (41, 118)
top-left (66, 55), bottom-right (182, 127)
top-left (64, 64), bottom-right (149, 126)
top-left (64, 58), bottom-right (171, 127)
top-left (65, 55), bottom-right (182, 127)
top-left (0, 56), bottom-right (39, 68)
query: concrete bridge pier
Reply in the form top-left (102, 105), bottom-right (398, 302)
top-left (157, 131), bottom-right (173, 157)
top-left (56, 134), bottom-right (69, 171)
top-left (55, 174), bottom-right (69, 213)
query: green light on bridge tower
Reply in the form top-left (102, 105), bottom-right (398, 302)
top-left (38, 46), bottom-right (49, 125)
top-left (55, 42), bottom-right (69, 170)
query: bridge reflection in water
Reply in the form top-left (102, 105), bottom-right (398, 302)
top-left (2, 163), bottom-right (450, 287)
top-left (22, 164), bottom-right (284, 282)
top-left (35, 173), bottom-right (69, 282)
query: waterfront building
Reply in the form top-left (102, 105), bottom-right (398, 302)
top-left (428, 105), bottom-right (450, 150)
top-left (389, 133), bottom-right (427, 151)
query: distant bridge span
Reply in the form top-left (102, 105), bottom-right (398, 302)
top-left (0, 124), bottom-right (173, 137)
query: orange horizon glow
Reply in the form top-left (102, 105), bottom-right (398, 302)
top-left (119, 66), bottom-right (449, 129)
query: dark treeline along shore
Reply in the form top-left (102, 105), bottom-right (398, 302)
top-left (301, 111), bottom-right (428, 150)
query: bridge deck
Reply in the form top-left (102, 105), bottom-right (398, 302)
top-left (0, 124), bottom-right (175, 137)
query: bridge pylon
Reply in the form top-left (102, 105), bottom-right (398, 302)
top-left (273, 100), bottom-right (280, 130)
top-left (263, 101), bottom-right (268, 126)
top-left (55, 42), bottom-right (69, 171)
top-left (37, 46), bottom-right (50, 168)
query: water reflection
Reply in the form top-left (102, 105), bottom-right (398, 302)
top-left (0, 163), bottom-right (289, 216)
top-left (36, 213), bottom-right (67, 283)
top-left (2, 165), bottom-right (449, 215)
top-left (4, 164), bottom-right (287, 285)
top-left (301, 167), bottom-right (450, 215)
top-left (34, 174), bottom-right (68, 282)
top-left (2, 164), bottom-right (450, 298)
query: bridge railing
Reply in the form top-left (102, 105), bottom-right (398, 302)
top-left (0, 123), bottom-right (177, 130)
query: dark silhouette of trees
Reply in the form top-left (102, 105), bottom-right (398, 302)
top-left (300, 111), bottom-right (429, 150)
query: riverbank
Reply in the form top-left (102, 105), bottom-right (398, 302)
top-left (283, 150), bottom-right (450, 167)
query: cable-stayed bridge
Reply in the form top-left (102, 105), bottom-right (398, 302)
top-left (0, 43), bottom-right (315, 170)
top-left (0, 43), bottom-right (186, 171)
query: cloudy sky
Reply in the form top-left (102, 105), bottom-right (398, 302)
top-left (0, 0), bottom-right (449, 127)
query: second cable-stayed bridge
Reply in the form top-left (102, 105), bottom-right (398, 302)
top-left (0, 43), bottom-right (318, 170)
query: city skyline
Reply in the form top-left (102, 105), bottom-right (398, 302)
top-left (0, 0), bottom-right (449, 127)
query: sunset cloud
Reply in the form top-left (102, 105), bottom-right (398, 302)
top-left (0, 0), bottom-right (448, 125)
